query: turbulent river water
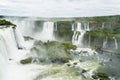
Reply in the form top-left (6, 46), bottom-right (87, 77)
top-left (0, 18), bottom-right (120, 80)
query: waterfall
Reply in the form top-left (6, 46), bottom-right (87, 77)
top-left (37, 22), bottom-right (55, 41)
top-left (88, 35), bottom-right (91, 47)
top-left (54, 22), bottom-right (57, 31)
top-left (0, 26), bottom-right (20, 80)
top-left (4, 18), bottom-right (35, 36)
top-left (0, 26), bottom-right (18, 59)
top-left (72, 22), bottom-right (90, 47)
top-left (84, 22), bottom-right (90, 31)
top-left (72, 23), bottom-right (75, 31)
top-left (0, 35), bottom-right (9, 80)
top-left (13, 27), bottom-right (25, 49)
top-left (102, 22), bottom-right (105, 28)
top-left (103, 37), bottom-right (108, 48)
top-left (113, 37), bottom-right (118, 49)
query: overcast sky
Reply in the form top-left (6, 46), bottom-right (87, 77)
top-left (0, 0), bottom-right (120, 17)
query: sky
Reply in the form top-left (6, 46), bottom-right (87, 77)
top-left (0, 0), bottom-right (120, 17)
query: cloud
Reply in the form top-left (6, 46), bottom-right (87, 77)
top-left (0, 0), bottom-right (120, 17)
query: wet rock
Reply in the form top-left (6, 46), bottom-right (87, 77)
top-left (92, 72), bottom-right (109, 80)
top-left (9, 58), bottom-right (13, 60)
top-left (20, 57), bottom-right (32, 64)
top-left (92, 75), bottom-right (98, 79)
top-left (82, 51), bottom-right (88, 53)
top-left (109, 58), bottom-right (112, 61)
top-left (97, 72), bottom-right (109, 79)
top-left (79, 59), bottom-right (83, 62)
top-left (24, 36), bottom-right (34, 41)
top-left (82, 69), bottom-right (87, 73)
top-left (67, 64), bottom-right (71, 66)
top-left (73, 62), bottom-right (77, 65)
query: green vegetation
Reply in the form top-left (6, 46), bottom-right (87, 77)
top-left (30, 41), bottom-right (77, 63)
top-left (85, 27), bottom-right (120, 39)
top-left (75, 15), bottom-right (120, 23)
top-left (0, 19), bottom-right (16, 26)
top-left (20, 57), bottom-right (32, 64)
top-left (54, 21), bottom-right (73, 41)
top-left (61, 42), bottom-right (77, 50)
top-left (92, 72), bottom-right (109, 80)
top-left (44, 41), bottom-right (72, 63)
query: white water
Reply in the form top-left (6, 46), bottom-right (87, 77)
top-left (54, 22), bottom-right (57, 31)
top-left (35, 22), bottom-right (55, 41)
top-left (4, 18), bottom-right (35, 36)
top-left (72, 22), bottom-right (90, 47)
top-left (72, 23), bottom-right (75, 31)
top-left (88, 35), bottom-right (91, 47)
top-left (84, 22), bottom-right (90, 31)
top-left (0, 35), bottom-right (9, 80)
top-left (103, 37), bottom-right (108, 48)
top-left (0, 26), bottom-right (43, 80)
top-left (14, 27), bottom-right (25, 49)
top-left (0, 26), bottom-right (18, 59)
top-left (113, 37), bottom-right (118, 49)
top-left (0, 19), bottom-right (119, 80)
top-left (102, 22), bottom-right (105, 28)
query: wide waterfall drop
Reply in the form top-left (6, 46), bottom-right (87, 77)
top-left (0, 35), bottom-right (9, 80)
top-left (72, 22), bottom-right (90, 47)
top-left (4, 18), bottom-right (35, 36)
top-left (36, 21), bottom-right (55, 41)
top-left (0, 26), bottom-right (18, 59)
top-left (113, 37), bottom-right (118, 49)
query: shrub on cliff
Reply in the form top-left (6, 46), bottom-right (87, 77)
top-left (0, 19), bottom-right (16, 26)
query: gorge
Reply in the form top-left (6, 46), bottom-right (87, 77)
top-left (0, 15), bottom-right (120, 80)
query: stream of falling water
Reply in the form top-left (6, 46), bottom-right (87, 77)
top-left (113, 37), bottom-right (118, 49)
top-left (103, 37), bottom-right (108, 49)
top-left (72, 22), bottom-right (90, 47)
top-left (35, 21), bottom-right (55, 41)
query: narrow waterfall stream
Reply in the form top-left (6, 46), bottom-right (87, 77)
top-left (103, 37), bottom-right (108, 49)
top-left (113, 37), bottom-right (118, 49)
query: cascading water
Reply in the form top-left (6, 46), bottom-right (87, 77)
top-left (0, 35), bottom-right (9, 80)
top-left (13, 27), bottom-right (25, 49)
top-left (0, 26), bottom-right (18, 59)
top-left (72, 22), bottom-right (90, 47)
top-left (103, 37), bottom-right (108, 49)
top-left (4, 17), bottom-right (35, 36)
top-left (88, 35), bottom-right (91, 47)
top-left (36, 21), bottom-right (55, 41)
top-left (72, 23), bottom-right (75, 31)
top-left (0, 25), bottom-right (42, 80)
top-left (0, 17), bottom-right (120, 80)
top-left (54, 22), bottom-right (57, 31)
top-left (113, 37), bottom-right (118, 49)
top-left (102, 22), bottom-right (105, 28)
top-left (84, 22), bottom-right (90, 31)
